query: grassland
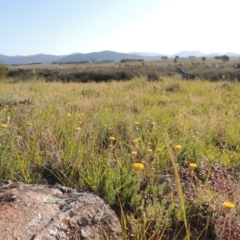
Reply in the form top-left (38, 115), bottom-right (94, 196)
top-left (0, 76), bottom-right (240, 239)
top-left (8, 58), bottom-right (240, 82)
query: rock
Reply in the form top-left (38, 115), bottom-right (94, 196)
top-left (0, 183), bottom-right (122, 239)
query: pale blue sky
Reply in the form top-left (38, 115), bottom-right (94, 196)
top-left (1, 0), bottom-right (239, 56)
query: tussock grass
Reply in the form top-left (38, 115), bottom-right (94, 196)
top-left (0, 78), bottom-right (240, 239)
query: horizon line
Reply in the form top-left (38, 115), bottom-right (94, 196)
top-left (1, 50), bottom-right (240, 57)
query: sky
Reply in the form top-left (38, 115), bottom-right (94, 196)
top-left (1, 0), bottom-right (240, 56)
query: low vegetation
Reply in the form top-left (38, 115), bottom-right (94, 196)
top-left (7, 58), bottom-right (240, 83)
top-left (0, 76), bottom-right (240, 239)
top-left (0, 64), bottom-right (9, 80)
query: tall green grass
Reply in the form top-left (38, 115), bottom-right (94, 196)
top-left (0, 78), bottom-right (240, 239)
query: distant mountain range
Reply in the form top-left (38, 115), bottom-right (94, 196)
top-left (0, 54), bottom-right (66, 65)
top-left (0, 50), bottom-right (239, 65)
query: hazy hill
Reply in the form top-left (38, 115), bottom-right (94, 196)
top-left (130, 52), bottom-right (162, 57)
top-left (206, 53), bottom-right (221, 58)
top-left (1, 50), bottom-right (239, 65)
top-left (172, 50), bottom-right (205, 58)
top-left (0, 51), bottom-right (144, 65)
top-left (57, 51), bottom-right (143, 62)
top-left (0, 54), bottom-right (66, 65)
top-left (224, 52), bottom-right (239, 57)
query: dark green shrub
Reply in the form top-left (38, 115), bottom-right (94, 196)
top-left (7, 69), bottom-right (31, 78)
top-left (72, 71), bottom-right (132, 82)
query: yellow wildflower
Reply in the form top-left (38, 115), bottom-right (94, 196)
top-left (1, 108), bottom-right (7, 111)
top-left (131, 151), bottom-right (137, 156)
top-left (1, 124), bottom-right (7, 128)
top-left (75, 127), bottom-right (81, 131)
top-left (67, 113), bottom-right (71, 117)
top-left (133, 163), bottom-right (144, 171)
top-left (147, 149), bottom-right (153, 153)
top-left (133, 138), bottom-right (140, 143)
top-left (109, 136), bottom-right (116, 141)
top-left (174, 145), bottom-right (182, 150)
top-left (78, 121), bottom-right (82, 124)
top-left (189, 163), bottom-right (197, 170)
top-left (134, 122), bottom-right (140, 125)
top-left (27, 122), bottom-right (32, 126)
top-left (223, 202), bottom-right (235, 209)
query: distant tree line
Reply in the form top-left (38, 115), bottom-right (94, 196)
top-left (90, 59), bottom-right (115, 63)
top-left (214, 55), bottom-right (230, 62)
top-left (98, 60), bottom-right (114, 63)
top-left (52, 60), bottom-right (115, 64)
top-left (10, 62), bottom-right (44, 66)
top-left (120, 58), bottom-right (144, 63)
top-left (52, 61), bottom-right (89, 64)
